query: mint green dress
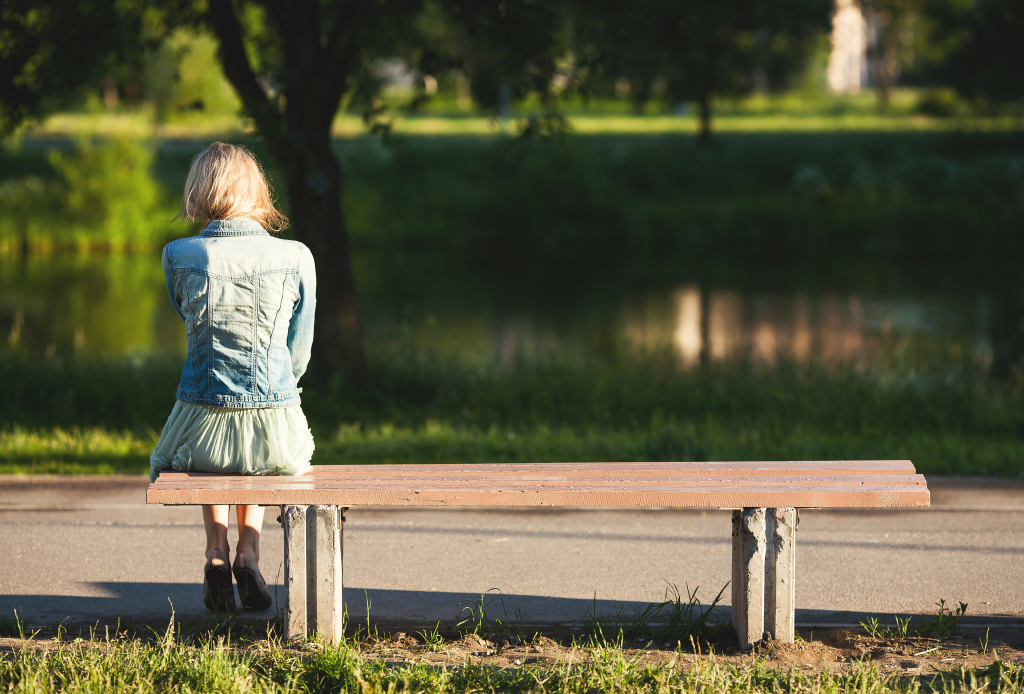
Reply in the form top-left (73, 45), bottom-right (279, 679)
top-left (148, 400), bottom-right (314, 482)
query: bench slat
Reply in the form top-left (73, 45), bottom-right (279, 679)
top-left (154, 460), bottom-right (917, 478)
top-left (147, 486), bottom-right (928, 507)
top-left (148, 468), bottom-right (927, 508)
top-left (147, 461), bottom-right (928, 508)
top-left (149, 474), bottom-right (926, 488)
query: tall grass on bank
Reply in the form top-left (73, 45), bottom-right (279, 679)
top-left (3, 352), bottom-right (1024, 477)
top-left (1, 634), bottom-right (1022, 694)
top-left (3, 131), bottom-right (1024, 287)
top-left (336, 131), bottom-right (1024, 283)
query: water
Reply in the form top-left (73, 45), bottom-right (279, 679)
top-left (0, 252), bottom-right (1001, 374)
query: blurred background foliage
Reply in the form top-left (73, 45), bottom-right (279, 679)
top-left (0, 0), bottom-right (1023, 475)
top-left (1, 0), bottom-right (1021, 253)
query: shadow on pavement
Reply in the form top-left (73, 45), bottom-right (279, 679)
top-left (2, 584), bottom-right (1020, 631)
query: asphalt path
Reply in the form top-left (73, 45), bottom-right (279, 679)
top-left (1, 475), bottom-right (1021, 631)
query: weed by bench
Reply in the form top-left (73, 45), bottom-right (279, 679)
top-left (860, 599), bottom-right (968, 640)
top-left (581, 582), bottom-right (728, 649)
top-left (453, 589), bottom-right (538, 645)
top-left (917, 599), bottom-right (969, 638)
top-left (0, 610), bottom-right (33, 639)
top-left (861, 615), bottom-right (911, 640)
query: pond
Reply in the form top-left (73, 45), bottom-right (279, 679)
top-left (0, 250), bottom-right (1004, 375)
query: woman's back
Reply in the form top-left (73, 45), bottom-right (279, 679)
top-left (152, 142), bottom-right (315, 614)
top-left (162, 218), bottom-right (316, 409)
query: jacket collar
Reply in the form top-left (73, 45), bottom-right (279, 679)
top-left (200, 218), bottom-right (268, 237)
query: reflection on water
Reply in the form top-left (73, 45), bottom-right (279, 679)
top-left (0, 253), bottom-right (1000, 373)
top-left (624, 286), bottom-right (993, 370)
top-left (0, 254), bottom-right (186, 359)
top-left (672, 287), bottom-right (701, 366)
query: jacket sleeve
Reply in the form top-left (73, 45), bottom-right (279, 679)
top-left (288, 245), bottom-right (317, 383)
top-left (162, 245), bottom-right (186, 322)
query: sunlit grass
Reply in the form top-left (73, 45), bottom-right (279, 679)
top-left (1, 630), bottom-right (1022, 694)
top-left (3, 406), bottom-right (1024, 478)
top-left (313, 420), bottom-right (1024, 477)
top-left (24, 90), bottom-right (1024, 142)
top-left (27, 110), bottom-right (255, 141)
top-left (48, 111), bottom-right (1021, 138)
top-left (0, 426), bottom-right (156, 475)
top-left (4, 352), bottom-right (1024, 477)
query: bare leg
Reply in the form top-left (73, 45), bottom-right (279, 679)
top-left (203, 505), bottom-right (230, 559)
top-left (236, 504), bottom-right (264, 564)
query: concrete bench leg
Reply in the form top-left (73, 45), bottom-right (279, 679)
top-left (766, 508), bottom-right (796, 643)
top-left (307, 505), bottom-right (344, 645)
top-left (281, 505), bottom-right (345, 644)
top-left (732, 508), bottom-right (765, 648)
top-left (731, 507), bottom-right (796, 648)
top-left (282, 505), bottom-right (307, 641)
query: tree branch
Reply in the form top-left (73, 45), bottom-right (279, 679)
top-left (323, 0), bottom-right (372, 102)
top-left (207, 0), bottom-right (288, 157)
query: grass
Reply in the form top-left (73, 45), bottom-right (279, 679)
top-left (314, 419), bottom-right (1024, 476)
top-left (332, 128), bottom-right (1024, 288)
top-left (452, 589), bottom-right (537, 645)
top-left (4, 113), bottom-right (1024, 293)
top-left (0, 611), bottom-right (32, 639)
top-left (917, 601), bottom-right (971, 640)
top-left (861, 616), bottom-right (912, 641)
top-left (581, 583), bottom-right (729, 648)
top-left (861, 600), bottom-right (969, 641)
top-left (415, 621), bottom-right (445, 651)
top-left (0, 426), bottom-right (156, 475)
top-left (2, 625), bottom-right (1023, 694)
top-left (3, 352), bottom-right (1024, 477)
top-left (21, 89), bottom-right (1024, 141)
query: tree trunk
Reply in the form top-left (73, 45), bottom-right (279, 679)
top-left (631, 78), bottom-right (652, 115)
top-left (872, 55), bottom-right (891, 109)
top-left (282, 133), bottom-right (366, 384)
top-left (206, 0), bottom-right (369, 384)
top-left (698, 94), bottom-right (712, 146)
top-left (866, 5), bottom-right (894, 110)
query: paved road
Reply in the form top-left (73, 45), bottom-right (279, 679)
top-left (1, 475), bottom-right (1021, 631)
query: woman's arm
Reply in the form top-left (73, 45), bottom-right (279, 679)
top-left (162, 245), bottom-right (186, 322)
top-left (288, 246), bottom-right (317, 382)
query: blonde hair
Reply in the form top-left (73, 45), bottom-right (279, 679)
top-left (177, 143), bottom-right (288, 232)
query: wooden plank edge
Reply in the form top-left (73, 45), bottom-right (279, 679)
top-left (147, 488), bottom-right (930, 508)
top-left (153, 460), bottom-right (917, 478)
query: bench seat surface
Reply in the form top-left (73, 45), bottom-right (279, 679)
top-left (147, 460), bottom-right (929, 508)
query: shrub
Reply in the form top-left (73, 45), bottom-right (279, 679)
top-left (47, 137), bottom-right (165, 249)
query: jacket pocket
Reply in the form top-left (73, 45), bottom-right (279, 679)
top-left (267, 347), bottom-right (294, 394)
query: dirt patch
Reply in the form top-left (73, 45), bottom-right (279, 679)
top-left (304, 625), bottom-right (1024, 675)
top-left (746, 628), bottom-right (1024, 676)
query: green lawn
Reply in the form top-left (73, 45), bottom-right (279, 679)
top-left (22, 88), bottom-right (1024, 140)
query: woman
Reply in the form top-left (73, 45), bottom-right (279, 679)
top-left (149, 143), bottom-right (316, 612)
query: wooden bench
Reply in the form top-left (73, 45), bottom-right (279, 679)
top-left (147, 460), bottom-right (929, 648)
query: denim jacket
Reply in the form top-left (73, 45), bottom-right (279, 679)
top-left (162, 218), bottom-right (316, 408)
